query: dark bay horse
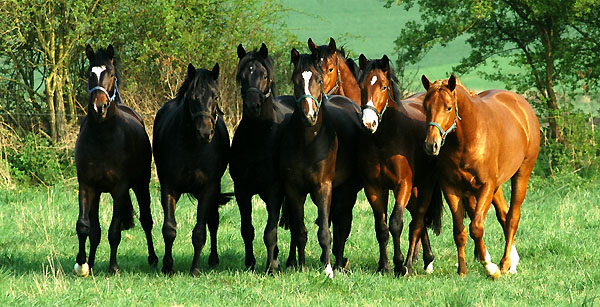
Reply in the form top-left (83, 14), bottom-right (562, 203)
top-left (230, 43), bottom-right (296, 273)
top-left (74, 44), bottom-right (157, 276)
top-left (279, 47), bottom-right (362, 278)
top-left (421, 75), bottom-right (540, 279)
top-left (153, 63), bottom-right (231, 276)
top-left (308, 37), bottom-right (361, 105)
top-left (357, 54), bottom-right (443, 276)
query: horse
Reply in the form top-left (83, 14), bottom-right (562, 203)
top-left (153, 63), bottom-right (231, 276)
top-left (74, 44), bottom-right (157, 276)
top-left (230, 43), bottom-right (296, 273)
top-left (279, 47), bottom-right (362, 278)
top-left (307, 37), bottom-right (361, 105)
top-left (421, 74), bottom-right (540, 279)
top-left (356, 54), bottom-right (443, 276)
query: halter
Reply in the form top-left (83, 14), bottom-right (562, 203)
top-left (88, 77), bottom-right (120, 105)
top-left (361, 81), bottom-right (394, 123)
top-left (242, 86), bottom-right (271, 101)
top-left (297, 88), bottom-right (327, 111)
top-left (427, 101), bottom-right (461, 146)
top-left (326, 55), bottom-right (343, 96)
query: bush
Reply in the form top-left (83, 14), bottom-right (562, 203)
top-left (6, 133), bottom-right (75, 185)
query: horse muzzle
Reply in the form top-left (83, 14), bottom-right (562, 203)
top-left (424, 139), bottom-right (441, 156)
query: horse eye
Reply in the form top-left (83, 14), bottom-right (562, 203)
top-left (328, 68), bottom-right (334, 73)
top-left (263, 75), bottom-right (268, 80)
top-left (318, 79), bottom-right (323, 84)
top-left (447, 106), bottom-right (452, 112)
top-left (382, 86), bottom-right (387, 91)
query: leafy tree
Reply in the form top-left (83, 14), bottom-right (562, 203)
top-left (386, 0), bottom-right (600, 142)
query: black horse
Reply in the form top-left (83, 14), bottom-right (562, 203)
top-left (153, 63), bottom-right (231, 276)
top-left (230, 43), bottom-right (295, 273)
top-left (279, 48), bottom-right (362, 278)
top-left (74, 44), bottom-right (157, 276)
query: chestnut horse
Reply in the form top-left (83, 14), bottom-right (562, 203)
top-left (230, 43), bottom-right (295, 273)
top-left (421, 75), bottom-right (540, 279)
top-left (357, 54), bottom-right (443, 276)
top-left (153, 63), bottom-right (231, 276)
top-left (279, 48), bottom-right (362, 278)
top-left (74, 44), bottom-right (157, 276)
top-left (308, 37), bottom-right (361, 104)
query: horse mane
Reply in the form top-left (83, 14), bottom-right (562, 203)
top-left (236, 49), bottom-right (278, 97)
top-left (175, 68), bottom-right (216, 102)
top-left (357, 57), bottom-right (402, 103)
top-left (294, 53), bottom-right (322, 77)
top-left (430, 77), bottom-right (476, 97)
top-left (90, 47), bottom-right (123, 90)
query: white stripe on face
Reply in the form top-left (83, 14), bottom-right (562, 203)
top-left (91, 65), bottom-right (106, 84)
top-left (362, 100), bottom-right (379, 133)
top-left (302, 71), bottom-right (315, 116)
top-left (371, 75), bottom-right (378, 85)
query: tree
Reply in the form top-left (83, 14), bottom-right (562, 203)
top-left (386, 0), bottom-right (600, 142)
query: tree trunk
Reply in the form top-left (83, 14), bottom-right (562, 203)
top-left (46, 75), bottom-right (57, 142)
top-left (54, 73), bottom-right (67, 142)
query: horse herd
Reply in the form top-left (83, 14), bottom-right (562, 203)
top-left (73, 38), bottom-right (540, 280)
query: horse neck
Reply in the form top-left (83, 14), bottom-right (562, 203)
top-left (452, 87), bottom-right (477, 146)
top-left (336, 56), bottom-right (361, 104)
top-left (259, 95), bottom-right (277, 122)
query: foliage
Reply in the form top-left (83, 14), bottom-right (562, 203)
top-left (5, 133), bottom-right (75, 185)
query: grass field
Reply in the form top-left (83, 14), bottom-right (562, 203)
top-left (0, 174), bottom-right (598, 305)
top-left (282, 0), bottom-right (515, 92)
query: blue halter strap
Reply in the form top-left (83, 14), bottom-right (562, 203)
top-left (427, 103), bottom-right (461, 146)
top-left (88, 78), bottom-right (120, 104)
top-left (297, 89), bottom-right (326, 110)
top-left (361, 86), bottom-right (392, 123)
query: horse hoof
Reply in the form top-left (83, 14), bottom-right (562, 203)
top-left (334, 257), bottom-right (350, 271)
top-left (484, 262), bottom-right (501, 280)
top-left (286, 258), bottom-right (297, 269)
top-left (208, 253), bottom-right (219, 268)
top-left (377, 264), bottom-right (391, 275)
top-left (73, 263), bottom-right (89, 277)
top-left (394, 265), bottom-right (408, 277)
top-left (109, 266), bottom-right (119, 275)
top-left (148, 254), bottom-right (159, 267)
top-left (190, 267), bottom-right (202, 277)
top-left (162, 267), bottom-right (175, 276)
top-left (245, 257), bottom-right (256, 271)
top-left (324, 263), bottom-right (334, 279)
top-left (425, 260), bottom-right (434, 274)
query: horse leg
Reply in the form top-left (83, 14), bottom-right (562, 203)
top-left (443, 189), bottom-right (468, 277)
top-left (281, 198), bottom-right (298, 269)
top-left (235, 189), bottom-right (255, 270)
top-left (261, 188), bottom-right (283, 274)
top-left (133, 185), bottom-right (158, 267)
top-left (364, 183), bottom-right (390, 273)
top-left (390, 180), bottom-right (411, 276)
top-left (190, 198), bottom-right (210, 277)
top-left (107, 187), bottom-right (133, 274)
top-left (285, 184), bottom-right (307, 270)
top-left (161, 188), bottom-right (180, 275)
top-left (207, 198), bottom-right (220, 268)
top-left (420, 229), bottom-right (434, 274)
top-left (500, 169), bottom-right (533, 274)
top-left (87, 192), bottom-right (101, 269)
top-left (404, 184), bottom-right (434, 276)
top-left (470, 185), bottom-right (499, 279)
top-left (74, 186), bottom-right (97, 277)
top-left (463, 196), bottom-right (480, 260)
top-left (311, 181), bottom-right (334, 278)
top-left (331, 183), bottom-right (357, 271)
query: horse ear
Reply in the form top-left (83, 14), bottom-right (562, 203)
top-left (291, 48), bottom-right (299, 66)
top-left (211, 63), bottom-right (220, 80)
top-left (448, 74), bottom-right (456, 91)
top-left (381, 55), bottom-right (390, 72)
top-left (187, 63), bottom-right (196, 80)
top-left (85, 44), bottom-right (94, 62)
top-left (107, 44), bottom-right (114, 59)
top-left (258, 43), bottom-right (268, 58)
top-left (328, 37), bottom-right (337, 53)
top-left (422, 75), bottom-right (432, 91)
top-left (359, 54), bottom-right (367, 70)
top-left (237, 44), bottom-right (246, 59)
top-left (307, 38), bottom-right (318, 53)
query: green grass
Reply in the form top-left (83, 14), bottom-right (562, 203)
top-left (0, 174), bottom-right (598, 305)
top-left (282, 0), bottom-right (518, 91)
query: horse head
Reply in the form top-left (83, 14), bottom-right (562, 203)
top-left (291, 47), bottom-right (326, 127)
top-left (421, 74), bottom-right (460, 156)
top-left (358, 54), bottom-right (395, 133)
top-left (181, 63), bottom-right (222, 143)
top-left (86, 44), bottom-right (119, 121)
top-left (308, 37), bottom-right (343, 96)
top-left (236, 43), bottom-right (275, 119)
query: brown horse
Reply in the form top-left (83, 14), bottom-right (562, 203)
top-left (308, 37), bottom-right (361, 105)
top-left (357, 54), bottom-right (443, 276)
top-left (279, 48), bottom-right (362, 278)
top-left (421, 75), bottom-right (540, 279)
top-left (74, 44), bottom-right (157, 276)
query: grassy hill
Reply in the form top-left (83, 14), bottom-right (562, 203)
top-left (281, 0), bottom-right (511, 91)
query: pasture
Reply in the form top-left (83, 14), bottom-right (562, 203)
top-left (0, 176), bottom-right (598, 305)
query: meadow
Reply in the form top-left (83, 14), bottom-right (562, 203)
top-left (0, 174), bottom-right (598, 305)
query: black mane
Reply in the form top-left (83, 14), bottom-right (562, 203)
top-left (176, 68), bottom-right (217, 102)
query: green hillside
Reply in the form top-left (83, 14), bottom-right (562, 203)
top-left (282, 0), bottom-right (510, 91)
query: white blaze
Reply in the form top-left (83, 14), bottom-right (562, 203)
top-left (302, 71), bottom-right (315, 117)
top-left (361, 100), bottom-right (379, 133)
top-left (91, 65), bottom-right (106, 84)
top-left (370, 75), bottom-right (378, 85)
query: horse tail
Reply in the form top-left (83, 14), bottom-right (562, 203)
top-left (118, 200), bottom-right (135, 231)
top-left (424, 180), bottom-right (443, 236)
top-left (279, 198), bottom-right (290, 229)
